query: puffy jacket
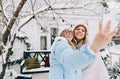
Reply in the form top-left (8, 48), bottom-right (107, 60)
top-left (49, 37), bottom-right (96, 79)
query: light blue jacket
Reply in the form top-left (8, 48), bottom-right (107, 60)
top-left (49, 37), bottom-right (96, 79)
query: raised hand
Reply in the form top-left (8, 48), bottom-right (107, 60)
top-left (90, 21), bottom-right (118, 53)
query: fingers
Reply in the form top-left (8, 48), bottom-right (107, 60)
top-left (104, 21), bottom-right (111, 33)
top-left (109, 28), bottom-right (118, 38)
top-left (99, 21), bottom-right (103, 32)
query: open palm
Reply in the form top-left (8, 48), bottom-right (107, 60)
top-left (90, 21), bottom-right (118, 53)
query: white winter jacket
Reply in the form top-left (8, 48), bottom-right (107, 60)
top-left (82, 54), bottom-right (109, 79)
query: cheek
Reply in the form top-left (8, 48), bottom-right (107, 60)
top-left (66, 35), bottom-right (73, 40)
top-left (69, 35), bottom-right (73, 39)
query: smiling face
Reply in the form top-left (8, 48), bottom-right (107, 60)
top-left (61, 28), bottom-right (73, 41)
top-left (73, 25), bottom-right (87, 42)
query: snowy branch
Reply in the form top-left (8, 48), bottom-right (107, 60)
top-left (0, 1), bottom-right (8, 27)
top-left (2, 0), bottom-right (27, 45)
top-left (18, 16), bottom-right (34, 31)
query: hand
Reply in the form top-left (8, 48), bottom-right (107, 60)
top-left (90, 21), bottom-right (118, 53)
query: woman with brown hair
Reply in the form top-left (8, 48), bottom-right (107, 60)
top-left (72, 21), bottom-right (118, 79)
top-left (72, 23), bottom-right (89, 49)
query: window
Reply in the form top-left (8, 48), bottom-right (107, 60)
top-left (40, 36), bottom-right (47, 50)
top-left (51, 28), bottom-right (58, 45)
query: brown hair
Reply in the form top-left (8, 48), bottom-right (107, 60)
top-left (72, 24), bottom-right (89, 48)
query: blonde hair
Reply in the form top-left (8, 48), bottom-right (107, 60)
top-left (60, 31), bottom-right (76, 50)
top-left (72, 24), bottom-right (89, 48)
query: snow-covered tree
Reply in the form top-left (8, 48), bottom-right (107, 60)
top-left (1, 0), bottom-right (118, 79)
top-left (0, 0), bottom-right (28, 78)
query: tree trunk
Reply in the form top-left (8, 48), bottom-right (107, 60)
top-left (0, 34), bottom-right (16, 79)
top-left (0, 0), bottom-right (27, 79)
top-left (3, 0), bottom-right (27, 45)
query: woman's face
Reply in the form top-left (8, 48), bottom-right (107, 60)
top-left (74, 26), bottom-right (86, 41)
top-left (62, 28), bottom-right (73, 41)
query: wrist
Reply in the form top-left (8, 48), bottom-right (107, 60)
top-left (90, 45), bottom-right (99, 53)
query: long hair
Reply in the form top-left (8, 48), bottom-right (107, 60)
top-left (72, 24), bottom-right (89, 48)
top-left (60, 32), bottom-right (76, 50)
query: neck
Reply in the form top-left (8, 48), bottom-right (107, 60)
top-left (76, 39), bottom-right (83, 44)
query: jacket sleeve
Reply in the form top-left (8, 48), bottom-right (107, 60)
top-left (54, 39), bottom-right (96, 70)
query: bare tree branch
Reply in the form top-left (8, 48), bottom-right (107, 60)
top-left (35, 2), bottom-right (100, 16)
top-left (0, 1), bottom-right (8, 27)
top-left (2, 0), bottom-right (27, 45)
top-left (0, 0), bottom-right (27, 79)
top-left (18, 16), bottom-right (34, 31)
top-left (0, 14), bottom-right (34, 78)
top-left (0, 34), bottom-right (16, 79)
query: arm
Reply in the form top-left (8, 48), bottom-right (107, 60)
top-left (54, 39), bottom-right (96, 70)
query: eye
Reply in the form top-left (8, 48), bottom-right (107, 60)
top-left (75, 28), bottom-right (85, 32)
top-left (64, 30), bottom-right (73, 35)
top-left (76, 28), bottom-right (80, 30)
top-left (81, 29), bottom-right (85, 32)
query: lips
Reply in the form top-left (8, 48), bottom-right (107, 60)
top-left (77, 33), bottom-right (84, 37)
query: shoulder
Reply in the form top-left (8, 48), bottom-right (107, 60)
top-left (54, 37), bottom-right (67, 42)
top-left (51, 37), bottom-right (69, 49)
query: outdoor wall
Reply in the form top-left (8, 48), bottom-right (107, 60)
top-left (20, 19), bottom-right (40, 50)
top-left (12, 19), bottom-right (40, 60)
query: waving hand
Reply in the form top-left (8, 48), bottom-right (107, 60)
top-left (90, 21), bottom-right (118, 53)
